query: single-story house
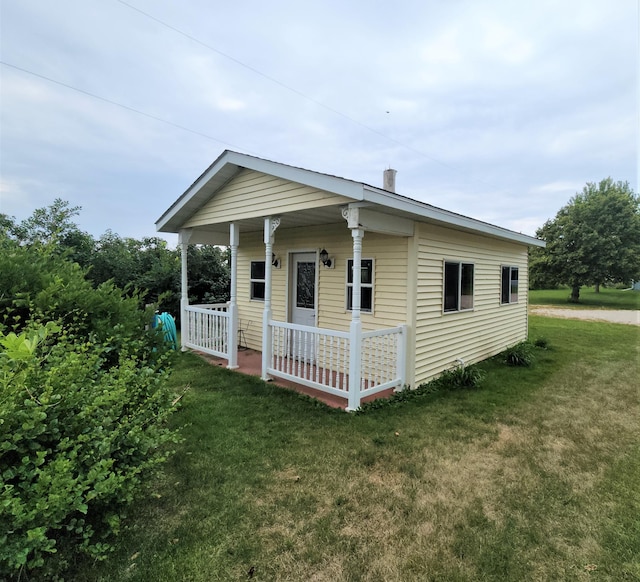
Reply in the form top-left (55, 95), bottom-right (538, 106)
top-left (156, 150), bottom-right (545, 410)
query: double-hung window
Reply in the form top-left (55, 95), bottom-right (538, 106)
top-left (250, 260), bottom-right (265, 301)
top-left (346, 258), bottom-right (373, 312)
top-left (443, 261), bottom-right (474, 312)
top-left (501, 266), bottom-right (519, 304)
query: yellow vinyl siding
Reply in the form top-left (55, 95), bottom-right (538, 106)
top-left (183, 169), bottom-right (351, 227)
top-left (235, 224), bottom-right (409, 351)
top-left (413, 223), bottom-right (529, 386)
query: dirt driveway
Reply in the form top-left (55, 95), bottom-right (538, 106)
top-left (530, 306), bottom-right (640, 326)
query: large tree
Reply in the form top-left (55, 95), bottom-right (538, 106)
top-left (531, 178), bottom-right (640, 302)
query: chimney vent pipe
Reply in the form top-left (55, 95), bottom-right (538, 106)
top-left (383, 168), bottom-right (397, 193)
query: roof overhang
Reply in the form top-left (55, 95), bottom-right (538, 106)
top-left (156, 150), bottom-right (546, 248)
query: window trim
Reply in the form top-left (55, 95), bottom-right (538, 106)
top-left (345, 257), bottom-right (374, 314)
top-left (250, 260), bottom-right (266, 301)
top-left (442, 260), bottom-right (475, 314)
top-left (500, 265), bottom-right (519, 305)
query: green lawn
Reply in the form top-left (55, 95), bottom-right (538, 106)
top-left (529, 286), bottom-right (640, 310)
top-left (75, 316), bottom-right (640, 581)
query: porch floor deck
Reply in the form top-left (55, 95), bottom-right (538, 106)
top-left (194, 348), bottom-right (395, 410)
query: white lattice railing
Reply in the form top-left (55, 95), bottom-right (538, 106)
top-left (267, 320), bottom-right (406, 406)
top-left (268, 321), bottom-right (351, 398)
top-left (184, 304), bottom-right (230, 358)
top-left (360, 326), bottom-right (406, 398)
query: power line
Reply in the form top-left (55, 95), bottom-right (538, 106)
top-left (114, 0), bottom-right (460, 173)
top-left (0, 60), bottom-right (254, 153)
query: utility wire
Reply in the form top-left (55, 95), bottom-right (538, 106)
top-left (0, 60), bottom-right (254, 153)
top-left (114, 0), bottom-right (460, 173)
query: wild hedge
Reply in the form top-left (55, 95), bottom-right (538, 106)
top-left (0, 235), bottom-right (179, 579)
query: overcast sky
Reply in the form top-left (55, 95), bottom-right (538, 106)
top-left (1, 0), bottom-right (637, 243)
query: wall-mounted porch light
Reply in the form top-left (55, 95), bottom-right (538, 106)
top-left (272, 252), bottom-right (281, 269)
top-left (319, 248), bottom-right (334, 268)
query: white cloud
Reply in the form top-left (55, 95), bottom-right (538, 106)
top-left (0, 0), bottom-right (636, 238)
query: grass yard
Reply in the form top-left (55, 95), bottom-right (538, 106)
top-left (529, 286), bottom-right (640, 310)
top-left (75, 316), bottom-right (640, 581)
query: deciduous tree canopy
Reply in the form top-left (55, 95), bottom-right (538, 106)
top-left (1, 200), bottom-right (230, 315)
top-left (530, 178), bottom-right (640, 301)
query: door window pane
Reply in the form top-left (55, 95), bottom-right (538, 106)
top-left (296, 262), bottom-right (315, 308)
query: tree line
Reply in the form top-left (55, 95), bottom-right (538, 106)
top-left (1, 198), bottom-right (231, 316)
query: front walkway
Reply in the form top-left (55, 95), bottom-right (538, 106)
top-left (194, 348), bottom-right (396, 410)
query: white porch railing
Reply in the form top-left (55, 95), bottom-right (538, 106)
top-left (269, 321), bottom-right (351, 398)
top-left (184, 304), bottom-right (230, 358)
top-left (360, 326), bottom-right (406, 399)
top-left (267, 320), bottom-right (406, 408)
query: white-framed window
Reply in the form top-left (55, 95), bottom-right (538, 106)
top-left (501, 266), bottom-right (519, 304)
top-left (443, 261), bottom-right (474, 312)
top-left (250, 260), bottom-right (265, 301)
top-left (346, 258), bottom-right (374, 313)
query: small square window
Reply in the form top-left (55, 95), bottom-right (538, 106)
top-left (346, 258), bottom-right (373, 312)
top-left (443, 261), bottom-right (474, 312)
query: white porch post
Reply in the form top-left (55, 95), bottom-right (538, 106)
top-left (396, 324), bottom-right (408, 391)
top-left (227, 223), bottom-right (239, 369)
top-left (343, 207), bottom-right (363, 411)
top-left (178, 229), bottom-right (192, 352)
top-left (261, 216), bottom-right (280, 380)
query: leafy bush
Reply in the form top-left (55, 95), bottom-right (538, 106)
top-left (436, 362), bottom-right (485, 390)
top-left (533, 337), bottom-right (550, 349)
top-left (0, 324), bottom-right (178, 578)
top-left (503, 341), bottom-right (535, 367)
top-left (0, 236), bottom-right (160, 366)
top-left (0, 234), bottom-right (180, 579)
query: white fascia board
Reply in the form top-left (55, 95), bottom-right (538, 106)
top-left (156, 150), bottom-right (237, 232)
top-left (363, 187), bottom-right (545, 247)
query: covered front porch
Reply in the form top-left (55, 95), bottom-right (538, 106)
top-left (178, 205), bottom-right (410, 411)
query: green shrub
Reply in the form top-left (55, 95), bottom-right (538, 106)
top-left (436, 362), bottom-right (485, 390)
top-left (0, 324), bottom-right (179, 578)
top-left (503, 341), bottom-right (535, 367)
top-left (0, 235), bottom-right (180, 579)
top-left (533, 337), bottom-right (550, 349)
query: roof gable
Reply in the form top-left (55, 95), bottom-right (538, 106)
top-left (182, 168), bottom-right (354, 229)
top-left (156, 150), bottom-right (545, 247)
top-left (156, 150), bottom-right (364, 233)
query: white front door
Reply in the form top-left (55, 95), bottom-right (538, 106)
top-left (290, 252), bottom-right (317, 327)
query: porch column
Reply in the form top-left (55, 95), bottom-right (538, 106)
top-left (227, 223), bottom-right (239, 369)
top-left (178, 229), bottom-right (192, 352)
top-left (343, 207), bottom-right (363, 411)
top-left (261, 216), bottom-right (280, 380)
